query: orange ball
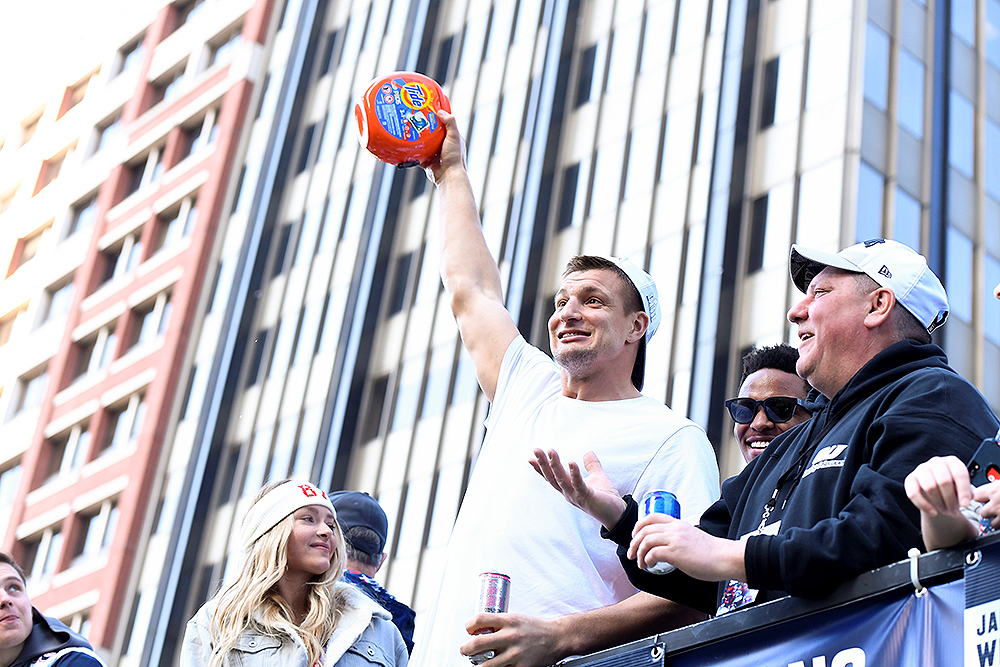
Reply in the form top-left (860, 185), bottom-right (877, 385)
top-left (355, 72), bottom-right (451, 168)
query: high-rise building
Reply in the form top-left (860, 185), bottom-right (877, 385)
top-left (0, 0), bottom-right (274, 663)
top-left (2, 1), bottom-right (998, 666)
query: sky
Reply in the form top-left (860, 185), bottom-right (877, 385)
top-left (0, 0), bottom-right (163, 128)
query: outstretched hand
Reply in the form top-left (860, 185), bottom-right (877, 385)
top-left (529, 449), bottom-right (627, 529)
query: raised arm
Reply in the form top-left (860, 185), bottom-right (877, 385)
top-left (426, 111), bottom-right (518, 401)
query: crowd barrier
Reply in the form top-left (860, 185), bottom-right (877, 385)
top-left (561, 532), bottom-right (1000, 667)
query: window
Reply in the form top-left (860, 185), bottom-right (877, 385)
top-left (46, 424), bottom-right (91, 480)
top-left (864, 22), bottom-right (890, 110)
top-left (154, 196), bottom-right (197, 252)
top-left (576, 44), bottom-right (597, 107)
top-left (760, 58), bottom-right (779, 128)
top-left (122, 146), bottom-right (165, 198)
top-left (100, 394), bottom-right (146, 455)
top-left (36, 147), bottom-right (73, 193)
top-left (897, 49), bottom-right (924, 138)
top-left (207, 24), bottom-right (243, 68)
top-left (21, 527), bottom-right (63, 582)
top-left (72, 323), bottom-right (118, 380)
top-left (149, 67), bottom-right (186, 108)
top-left (557, 163), bottom-right (580, 231)
top-left (39, 276), bottom-right (73, 324)
top-left (66, 611), bottom-right (92, 638)
top-left (747, 194), bottom-right (769, 272)
top-left (20, 113), bottom-right (41, 147)
top-left (128, 292), bottom-right (171, 349)
top-left (952, 0), bottom-right (975, 46)
top-left (98, 231), bottom-right (144, 286)
top-left (434, 33), bottom-right (454, 85)
top-left (70, 500), bottom-right (119, 563)
top-left (177, 109), bottom-right (219, 161)
top-left (320, 28), bottom-right (343, 75)
top-left (389, 252), bottom-right (413, 314)
top-left (59, 75), bottom-right (91, 118)
top-left (946, 228), bottom-right (974, 322)
top-left (245, 328), bottom-right (270, 386)
top-left (9, 224), bottom-right (49, 275)
top-left (66, 193), bottom-right (99, 238)
top-left (173, 0), bottom-right (207, 30)
top-left (272, 224), bottom-right (293, 276)
top-left (0, 305), bottom-right (27, 347)
top-left (856, 161), bottom-right (884, 241)
top-left (0, 186), bottom-right (17, 215)
top-left (893, 188), bottom-right (921, 251)
top-left (13, 368), bottom-right (49, 415)
top-left (114, 36), bottom-right (145, 77)
top-left (296, 123), bottom-right (317, 173)
top-left (40, 278), bottom-right (75, 325)
top-left (990, 0), bottom-right (1000, 69)
top-left (948, 90), bottom-right (975, 178)
top-left (0, 464), bottom-right (22, 512)
top-left (92, 111), bottom-right (123, 154)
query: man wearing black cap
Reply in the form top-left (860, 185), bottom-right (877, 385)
top-left (536, 238), bottom-right (999, 615)
top-left (330, 491), bottom-right (415, 653)
top-left (413, 112), bottom-right (719, 666)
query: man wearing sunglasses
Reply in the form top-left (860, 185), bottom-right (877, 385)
top-left (726, 344), bottom-right (812, 463)
top-left (534, 239), bottom-right (998, 617)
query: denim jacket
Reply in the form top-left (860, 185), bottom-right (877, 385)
top-left (181, 582), bottom-right (407, 666)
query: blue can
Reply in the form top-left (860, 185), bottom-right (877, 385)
top-left (640, 490), bottom-right (680, 519)
top-left (639, 490), bottom-right (680, 574)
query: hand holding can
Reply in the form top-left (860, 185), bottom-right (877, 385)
top-left (640, 490), bottom-right (680, 574)
top-left (469, 572), bottom-right (510, 665)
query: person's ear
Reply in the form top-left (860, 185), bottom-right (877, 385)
top-left (376, 552), bottom-right (387, 573)
top-left (627, 311), bottom-right (649, 344)
top-left (864, 287), bottom-right (894, 329)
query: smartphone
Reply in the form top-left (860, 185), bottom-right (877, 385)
top-left (967, 436), bottom-right (1000, 486)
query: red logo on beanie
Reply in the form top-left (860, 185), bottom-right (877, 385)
top-left (298, 484), bottom-right (327, 499)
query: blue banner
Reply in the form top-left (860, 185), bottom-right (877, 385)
top-left (670, 579), bottom-right (962, 667)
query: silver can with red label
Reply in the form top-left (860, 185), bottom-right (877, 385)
top-left (469, 572), bottom-right (510, 664)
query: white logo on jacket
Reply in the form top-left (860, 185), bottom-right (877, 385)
top-left (802, 444), bottom-right (848, 478)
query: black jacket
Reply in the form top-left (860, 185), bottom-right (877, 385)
top-left (343, 570), bottom-right (416, 654)
top-left (605, 341), bottom-right (1000, 615)
top-left (11, 609), bottom-right (102, 667)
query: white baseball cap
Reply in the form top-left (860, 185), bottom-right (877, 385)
top-left (610, 256), bottom-right (661, 341)
top-left (789, 238), bottom-right (949, 334)
top-left (608, 256), bottom-right (660, 391)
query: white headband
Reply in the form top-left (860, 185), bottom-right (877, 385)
top-left (241, 481), bottom-right (336, 550)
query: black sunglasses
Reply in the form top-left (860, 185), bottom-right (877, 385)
top-left (725, 396), bottom-right (804, 424)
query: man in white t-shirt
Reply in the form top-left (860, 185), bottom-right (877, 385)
top-left (408, 111), bottom-right (720, 667)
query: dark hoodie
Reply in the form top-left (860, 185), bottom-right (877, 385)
top-left (9, 609), bottom-right (102, 667)
top-left (605, 340), bottom-right (1000, 615)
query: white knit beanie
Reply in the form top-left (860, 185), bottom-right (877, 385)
top-left (241, 481), bottom-right (336, 551)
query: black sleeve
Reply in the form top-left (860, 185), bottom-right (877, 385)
top-left (601, 495), bottom-right (719, 615)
